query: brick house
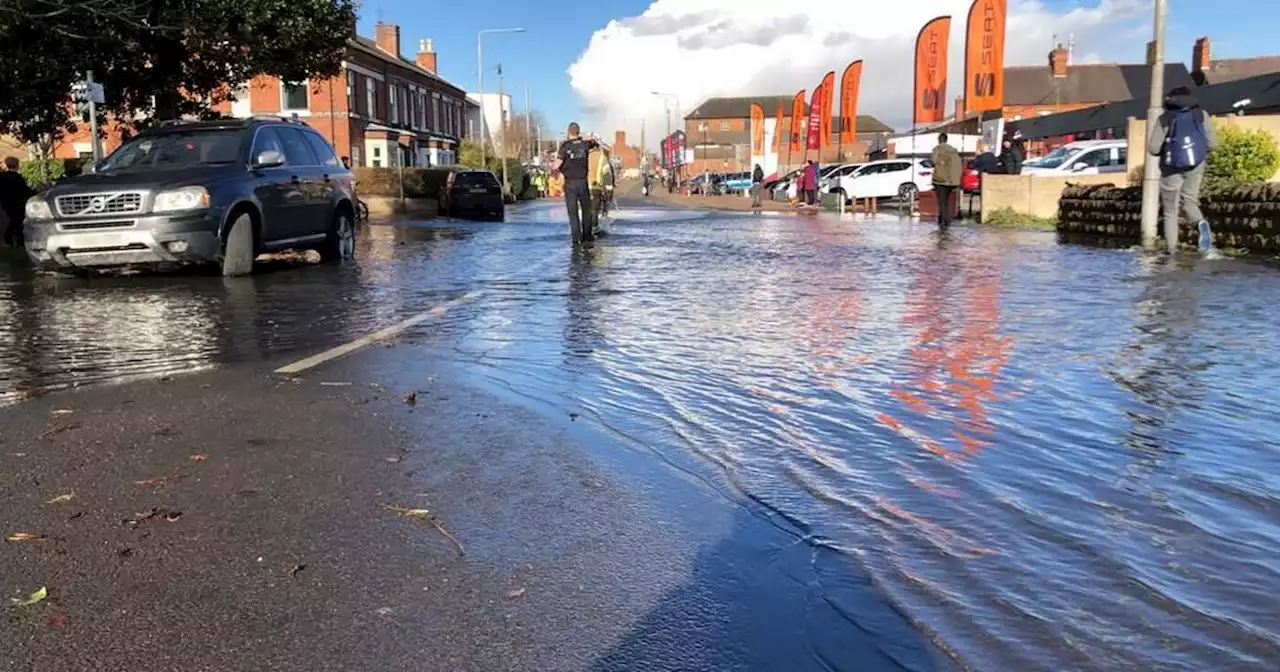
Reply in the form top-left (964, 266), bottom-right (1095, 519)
top-left (679, 96), bottom-right (894, 174)
top-left (611, 131), bottom-right (642, 171)
top-left (1190, 37), bottom-right (1280, 86)
top-left (45, 22), bottom-right (473, 166)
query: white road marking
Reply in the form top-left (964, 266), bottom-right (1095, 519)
top-left (274, 290), bottom-right (483, 374)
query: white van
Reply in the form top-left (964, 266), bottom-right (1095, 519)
top-left (1021, 140), bottom-right (1128, 176)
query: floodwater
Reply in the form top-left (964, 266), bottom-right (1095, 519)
top-left (2, 201), bottom-right (1279, 669)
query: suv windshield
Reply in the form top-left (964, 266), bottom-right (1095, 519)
top-left (98, 129), bottom-right (245, 172)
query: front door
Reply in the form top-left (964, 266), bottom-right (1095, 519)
top-left (249, 127), bottom-right (302, 243)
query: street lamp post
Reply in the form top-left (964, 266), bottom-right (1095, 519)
top-left (1139, 0), bottom-right (1168, 250)
top-left (477, 27), bottom-right (525, 170)
top-left (652, 91), bottom-right (680, 184)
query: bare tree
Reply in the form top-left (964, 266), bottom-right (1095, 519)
top-left (498, 111), bottom-right (547, 161)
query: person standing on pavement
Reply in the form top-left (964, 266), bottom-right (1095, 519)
top-left (750, 163), bottom-right (764, 209)
top-left (803, 160), bottom-right (819, 206)
top-left (551, 122), bottom-right (599, 245)
top-left (1147, 86), bottom-right (1219, 255)
top-left (997, 137), bottom-right (1024, 175)
top-left (930, 133), bottom-right (962, 228)
top-left (0, 157), bottom-right (33, 247)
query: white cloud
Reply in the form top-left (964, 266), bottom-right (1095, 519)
top-left (568, 0), bottom-right (1153, 148)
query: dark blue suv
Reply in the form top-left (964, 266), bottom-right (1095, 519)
top-left (23, 117), bottom-right (357, 276)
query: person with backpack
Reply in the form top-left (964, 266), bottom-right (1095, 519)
top-left (1147, 86), bottom-right (1219, 255)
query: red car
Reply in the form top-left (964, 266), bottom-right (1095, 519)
top-left (962, 159), bottom-right (981, 194)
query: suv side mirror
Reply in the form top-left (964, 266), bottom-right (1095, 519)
top-left (82, 161), bottom-right (97, 175)
top-left (1072, 162), bottom-right (1088, 172)
top-left (254, 150), bottom-right (284, 169)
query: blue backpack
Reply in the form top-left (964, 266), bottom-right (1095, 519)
top-left (1161, 109), bottom-right (1208, 170)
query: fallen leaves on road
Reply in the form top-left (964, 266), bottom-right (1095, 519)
top-left (45, 493), bottom-right (74, 504)
top-left (11, 587), bottom-right (47, 607)
top-left (403, 391), bottom-right (417, 406)
top-left (189, 454), bottom-right (208, 461)
top-left (506, 587), bottom-right (526, 600)
top-left (134, 474), bottom-right (188, 488)
top-left (37, 422), bottom-right (81, 440)
top-left (289, 564), bottom-right (307, 578)
top-left (5, 532), bottom-right (46, 542)
top-left (385, 456), bottom-right (402, 464)
top-left (320, 381), bottom-right (352, 387)
top-left (126, 508), bottom-right (183, 526)
top-left (385, 505), bottom-right (466, 556)
top-left (45, 610), bottom-right (69, 628)
top-left (51, 409), bottom-right (74, 416)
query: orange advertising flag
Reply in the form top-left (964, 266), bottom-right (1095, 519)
top-left (750, 103), bottom-right (766, 155)
top-left (913, 15), bottom-right (952, 126)
top-left (964, 0), bottom-right (1007, 114)
top-left (789, 90), bottom-right (806, 153)
top-left (839, 60), bottom-right (863, 145)
top-left (819, 71), bottom-right (835, 149)
top-left (773, 101), bottom-right (785, 154)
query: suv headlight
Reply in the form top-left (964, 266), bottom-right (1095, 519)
top-left (153, 186), bottom-right (211, 213)
top-left (25, 197), bottom-right (52, 220)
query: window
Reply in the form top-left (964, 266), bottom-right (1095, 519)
top-left (303, 131), bottom-right (340, 167)
top-left (372, 145), bottom-right (382, 168)
top-left (251, 127), bottom-right (286, 165)
top-left (389, 85), bottom-right (398, 124)
top-left (719, 120), bottom-right (730, 131)
top-left (282, 81), bottom-right (309, 112)
top-left (432, 96), bottom-right (440, 133)
top-left (346, 72), bottom-right (355, 112)
top-left (351, 145), bottom-right (361, 167)
top-left (1117, 147), bottom-right (1128, 165)
top-left (1073, 149), bottom-right (1111, 168)
top-left (277, 127), bottom-right (318, 165)
top-left (366, 79), bottom-right (376, 120)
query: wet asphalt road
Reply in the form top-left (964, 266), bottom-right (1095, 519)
top-left (4, 198), bottom-right (1280, 670)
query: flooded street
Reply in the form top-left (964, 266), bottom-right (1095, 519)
top-left (3, 200), bottom-right (1280, 669)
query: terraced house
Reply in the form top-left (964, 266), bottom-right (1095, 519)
top-left (44, 22), bottom-right (474, 166)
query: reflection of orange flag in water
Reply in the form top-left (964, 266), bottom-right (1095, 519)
top-left (839, 60), bottom-right (863, 146)
top-left (790, 90), bottom-right (806, 153)
top-left (750, 103), bottom-right (766, 155)
top-left (819, 71), bottom-right (835, 149)
top-left (913, 15), bottom-right (952, 126)
top-left (773, 101), bottom-right (785, 154)
top-left (964, 0), bottom-right (1007, 114)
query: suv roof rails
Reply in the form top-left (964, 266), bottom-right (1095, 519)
top-left (249, 114), bottom-right (305, 125)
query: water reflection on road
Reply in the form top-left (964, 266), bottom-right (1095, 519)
top-left (3, 201), bottom-right (1280, 669)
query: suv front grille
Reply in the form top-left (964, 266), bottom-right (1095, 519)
top-left (58, 220), bottom-right (135, 231)
top-left (55, 192), bottom-right (144, 218)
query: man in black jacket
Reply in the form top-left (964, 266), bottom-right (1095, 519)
top-left (0, 157), bottom-right (33, 247)
top-left (551, 122), bottom-right (599, 244)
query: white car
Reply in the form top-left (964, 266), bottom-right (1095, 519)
top-left (819, 163), bottom-right (866, 194)
top-left (1021, 140), bottom-right (1128, 176)
top-left (831, 158), bottom-right (935, 202)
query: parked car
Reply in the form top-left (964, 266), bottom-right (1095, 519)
top-left (764, 167), bottom-right (801, 193)
top-left (23, 116), bottom-right (356, 277)
top-left (820, 163), bottom-right (866, 194)
top-left (1020, 140), bottom-right (1127, 176)
top-left (440, 169), bottom-right (504, 221)
top-left (722, 172), bottom-right (752, 194)
top-left (831, 158), bottom-right (935, 203)
top-left (962, 160), bottom-right (981, 194)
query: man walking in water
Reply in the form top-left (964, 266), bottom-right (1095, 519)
top-left (551, 122), bottom-right (599, 244)
top-left (930, 133), bottom-right (962, 229)
top-left (1147, 86), bottom-right (1219, 256)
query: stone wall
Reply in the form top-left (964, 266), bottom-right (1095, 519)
top-left (1057, 182), bottom-right (1280, 253)
top-left (981, 174), bottom-right (1121, 219)
top-left (363, 196), bottom-right (438, 219)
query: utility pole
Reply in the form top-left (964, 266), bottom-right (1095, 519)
top-left (640, 118), bottom-right (646, 171)
top-left (497, 63), bottom-right (509, 198)
top-left (477, 28), bottom-right (525, 170)
top-left (524, 84), bottom-right (532, 162)
top-left (86, 70), bottom-right (101, 164)
top-left (1140, 0), bottom-right (1169, 250)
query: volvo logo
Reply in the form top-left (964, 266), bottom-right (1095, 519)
top-left (80, 196), bottom-right (108, 215)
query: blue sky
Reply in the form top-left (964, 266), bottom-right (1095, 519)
top-left (356, 0), bottom-right (1278, 144)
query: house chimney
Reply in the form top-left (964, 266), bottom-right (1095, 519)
top-left (1193, 37), bottom-right (1211, 74)
top-left (1049, 43), bottom-right (1069, 77)
top-left (416, 38), bottom-right (437, 74)
top-left (374, 23), bottom-right (401, 58)
top-left (615, 130), bottom-right (627, 148)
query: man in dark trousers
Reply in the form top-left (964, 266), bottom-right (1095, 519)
top-left (750, 163), bottom-right (764, 209)
top-left (930, 133), bottom-right (962, 228)
top-left (0, 157), bottom-right (33, 247)
top-left (551, 122), bottom-right (599, 245)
